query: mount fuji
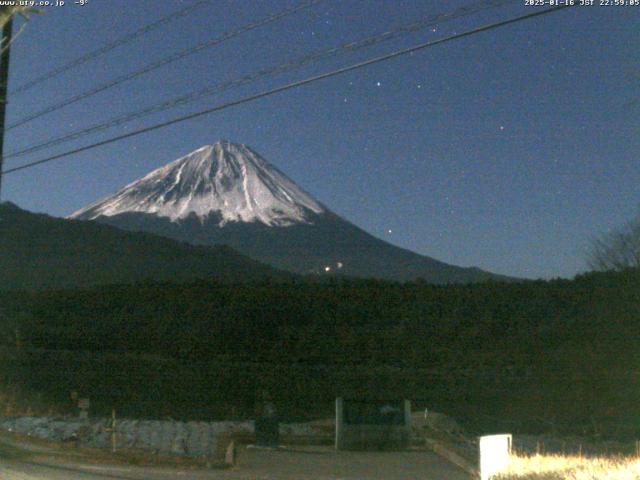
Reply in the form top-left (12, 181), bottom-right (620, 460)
top-left (70, 141), bottom-right (506, 283)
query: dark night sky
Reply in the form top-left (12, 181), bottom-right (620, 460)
top-left (2, 0), bottom-right (638, 279)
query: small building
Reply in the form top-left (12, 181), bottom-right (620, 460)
top-left (335, 397), bottom-right (411, 450)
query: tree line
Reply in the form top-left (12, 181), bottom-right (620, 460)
top-left (1, 268), bottom-right (639, 436)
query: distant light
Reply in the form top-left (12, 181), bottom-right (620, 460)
top-left (376, 82), bottom-right (381, 87)
top-left (337, 262), bottom-right (343, 269)
top-left (324, 266), bottom-right (331, 272)
top-left (388, 229), bottom-right (392, 234)
top-left (499, 125), bottom-right (505, 131)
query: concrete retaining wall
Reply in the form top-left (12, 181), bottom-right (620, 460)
top-left (0, 416), bottom-right (254, 457)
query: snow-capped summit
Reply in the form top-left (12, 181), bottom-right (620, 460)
top-left (70, 140), bottom-right (325, 226)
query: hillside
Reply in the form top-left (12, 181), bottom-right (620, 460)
top-left (0, 202), bottom-right (288, 290)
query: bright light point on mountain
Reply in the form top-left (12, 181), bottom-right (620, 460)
top-left (499, 125), bottom-right (505, 131)
top-left (337, 262), bottom-right (343, 269)
top-left (376, 82), bottom-right (381, 87)
top-left (388, 229), bottom-right (392, 234)
top-left (324, 266), bottom-right (331, 272)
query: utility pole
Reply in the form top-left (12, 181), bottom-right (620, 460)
top-left (0, 12), bottom-right (13, 201)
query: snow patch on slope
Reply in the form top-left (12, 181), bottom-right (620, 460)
top-left (70, 141), bottom-right (324, 226)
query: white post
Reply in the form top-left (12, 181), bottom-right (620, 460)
top-left (403, 399), bottom-right (411, 448)
top-left (78, 398), bottom-right (90, 420)
top-left (111, 409), bottom-right (117, 453)
top-left (335, 397), bottom-right (344, 450)
top-left (479, 434), bottom-right (512, 480)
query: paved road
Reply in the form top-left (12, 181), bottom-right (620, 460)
top-left (230, 446), bottom-right (473, 480)
top-left (0, 446), bottom-right (472, 479)
top-left (0, 457), bottom-right (206, 479)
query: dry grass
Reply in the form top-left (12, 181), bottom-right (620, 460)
top-left (495, 453), bottom-right (640, 480)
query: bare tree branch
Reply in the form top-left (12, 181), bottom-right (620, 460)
top-left (0, 6), bottom-right (39, 54)
top-left (0, 18), bottom-right (28, 55)
top-left (588, 211), bottom-right (640, 271)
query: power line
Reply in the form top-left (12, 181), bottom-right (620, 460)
top-left (4, 0), bottom-right (512, 161)
top-left (10, 0), bottom-right (213, 96)
top-left (2, 5), bottom-right (574, 177)
top-left (4, 0), bottom-right (324, 131)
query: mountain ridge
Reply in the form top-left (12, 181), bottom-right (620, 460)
top-left (0, 202), bottom-right (289, 291)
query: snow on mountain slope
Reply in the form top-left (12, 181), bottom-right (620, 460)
top-left (70, 141), bottom-right (324, 226)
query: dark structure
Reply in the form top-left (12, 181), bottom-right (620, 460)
top-left (254, 391), bottom-right (279, 447)
top-left (335, 397), bottom-right (411, 451)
